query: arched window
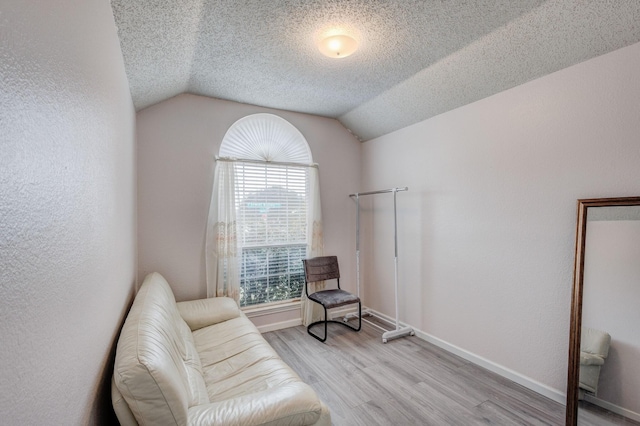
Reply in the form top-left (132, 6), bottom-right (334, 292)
top-left (206, 114), bottom-right (323, 312)
top-left (218, 113), bottom-right (312, 163)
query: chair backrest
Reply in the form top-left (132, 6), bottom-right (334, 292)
top-left (303, 256), bottom-right (340, 284)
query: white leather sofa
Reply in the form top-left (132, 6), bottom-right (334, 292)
top-left (112, 272), bottom-right (331, 425)
top-left (579, 327), bottom-right (611, 399)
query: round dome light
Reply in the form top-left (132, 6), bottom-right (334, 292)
top-left (318, 35), bottom-right (358, 59)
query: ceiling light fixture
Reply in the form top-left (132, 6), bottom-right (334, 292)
top-left (318, 34), bottom-right (358, 59)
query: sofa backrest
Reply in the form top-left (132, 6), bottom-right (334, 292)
top-left (113, 273), bottom-right (209, 425)
top-left (581, 327), bottom-right (611, 358)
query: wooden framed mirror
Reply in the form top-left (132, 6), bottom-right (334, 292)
top-left (566, 196), bottom-right (640, 425)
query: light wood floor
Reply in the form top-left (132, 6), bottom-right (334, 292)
top-left (578, 401), bottom-right (640, 426)
top-left (263, 318), bottom-right (566, 425)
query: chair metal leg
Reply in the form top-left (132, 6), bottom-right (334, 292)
top-left (307, 305), bottom-right (329, 342)
top-left (307, 301), bottom-right (362, 343)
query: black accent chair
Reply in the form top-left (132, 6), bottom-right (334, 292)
top-left (302, 256), bottom-right (361, 343)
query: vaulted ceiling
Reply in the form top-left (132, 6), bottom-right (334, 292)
top-left (111, 0), bottom-right (640, 141)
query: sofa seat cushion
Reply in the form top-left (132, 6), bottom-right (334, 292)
top-left (187, 382), bottom-right (325, 426)
top-left (193, 315), bottom-right (302, 403)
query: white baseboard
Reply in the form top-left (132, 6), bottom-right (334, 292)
top-left (256, 318), bottom-right (302, 333)
top-left (365, 307), bottom-right (566, 405)
top-left (255, 305), bottom-right (355, 332)
top-left (585, 394), bottom-right (640, 422)
top-left (328, 305), bottom-right (359, 320)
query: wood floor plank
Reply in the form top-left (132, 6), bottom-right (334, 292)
top-left (578, 401), bottom-right (640, 426)
top-left (263, 323), bottom-right (565, 425)
top-left (262, 332), bottom-right (323, 385)
top-left (276, 325), bottom-right (307, 342)
top-left (359, 372), bottom-right (474, 425)
top-left (349, 398), bottom-right (418, 426)
top-left (376, 395), bottom-right (451, 426)
top-left (473, 400), bottom-right (534, 425)
top-left (307, 379), bottom-right (353, 423)
top-left (456, 363), bottom-right (565, 425)
top-left (302, 355), bottom-right (378, 408)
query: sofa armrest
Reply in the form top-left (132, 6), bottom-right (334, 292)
top-left (580, 351), bottom-right (605, 366)
top-left (187, 382), bottom-right (324, 426)
top-left (177, 297), bottom-right (240, 331)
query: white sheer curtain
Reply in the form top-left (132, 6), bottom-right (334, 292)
top-left (205, 161), bottom-right (240, 302)
top-left (301, 166), bottom-right (324, 326)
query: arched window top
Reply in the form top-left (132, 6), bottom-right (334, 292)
top-left (219, 113), bottom-right (312, 164)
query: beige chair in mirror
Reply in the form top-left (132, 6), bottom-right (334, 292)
top-left (579, 327), bottom-right (611, 399)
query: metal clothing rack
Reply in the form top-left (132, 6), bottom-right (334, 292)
top-left (344, 187), bottom-right (414, 343)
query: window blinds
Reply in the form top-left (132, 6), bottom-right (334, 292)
top-left (235, 162), bottom-right (308, 307)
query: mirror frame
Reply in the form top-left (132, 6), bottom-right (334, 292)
top-left (566, 196), bottom-right (640, 425)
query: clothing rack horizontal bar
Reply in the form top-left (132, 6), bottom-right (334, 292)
top-left (348, 187), bottom-right (408, 197)
top-left (215, 156), bottom-right (318, 169)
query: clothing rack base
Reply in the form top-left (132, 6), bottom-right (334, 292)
top-left (344, 310), bottom-right (414, 343)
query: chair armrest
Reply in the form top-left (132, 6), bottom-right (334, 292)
top-left (177, 297), bottom-right (240, 331)
top-left (580, 351), bottom-right (605, 366)
top-left (187, 382), bottom-right (324, 426)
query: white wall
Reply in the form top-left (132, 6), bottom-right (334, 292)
top-left (0, 1), bottom-right (136, 424)
top-left (583, 219), bottom-right (640, 415)
top-left (360, 41), bottom-right (640, 397)
top-left (136, 94), bottom-right (361, 303)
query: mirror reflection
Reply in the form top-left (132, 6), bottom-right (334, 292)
top-left (578, 205), bottom-right (640, 425)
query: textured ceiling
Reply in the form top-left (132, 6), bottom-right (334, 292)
top-left (111, 0), bottom-right (640, 141)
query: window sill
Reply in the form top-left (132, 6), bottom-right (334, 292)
top-left (242, 299), bottom-right (301, 318)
